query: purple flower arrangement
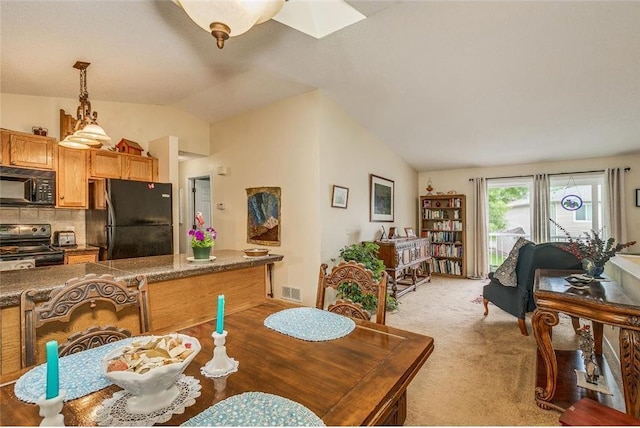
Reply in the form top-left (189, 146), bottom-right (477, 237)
top-left (189, 212), bottom-right (217, 248)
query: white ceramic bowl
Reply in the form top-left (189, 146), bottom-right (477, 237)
top-left (101, 334), bottom-right (201, 414)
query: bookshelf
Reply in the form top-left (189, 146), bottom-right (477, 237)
top-left (420, 194), bottom-right (466, 278)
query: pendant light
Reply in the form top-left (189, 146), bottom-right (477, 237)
top-left (174, 0), bottom-right (285, 49)
top-left (59, 61), bottom-right (111, 149)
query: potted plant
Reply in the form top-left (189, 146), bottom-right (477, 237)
top-left (551, 219), bottom-right (636, 277)
top-left (335, 242), bottom-right (399, 312)
top-left (188, 212), bottom-right (217, 259)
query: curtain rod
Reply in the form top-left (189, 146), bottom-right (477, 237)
top-left (468, 167), bottom-right (630, 182)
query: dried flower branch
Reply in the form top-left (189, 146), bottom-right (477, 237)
top-left (550, 219), bottom-right (636, 266)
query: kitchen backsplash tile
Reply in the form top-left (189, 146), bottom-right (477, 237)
top-left (0, 207), bottom-right (86, 245)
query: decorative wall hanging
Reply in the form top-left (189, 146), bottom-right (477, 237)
top-left (560, 175), bottom-right (583, 211)
top-left (331, 185), bottom-right (349, 208)
top-left (246, 187), bottom-right (281, 246)
top-left (370, 174), bottom-right (394, 222)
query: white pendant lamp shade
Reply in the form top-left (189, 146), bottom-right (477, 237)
top-left (58, 138), bottom-right (91, 150)
top-left (74, 124), bottom-right (111, 141)
top-left (175, 0), bottom-right (285, 48)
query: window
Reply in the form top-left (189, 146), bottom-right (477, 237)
top-left (574, 203), bottom-right (592, 222)
top-left (487, 178), bottom-right (532, 271)
top-left (549, 173), bottom-right (603, 241)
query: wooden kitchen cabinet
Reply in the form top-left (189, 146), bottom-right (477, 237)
top-left (64, 248), bottom-right (99, 264)
top-left (88, 149), bottom-right (122, 179)
top-left (88, 149), bottom-right (157, 182)
top-left (123, 154), bottom-right (157, 181)
top-left (57, 146), bottom-right (88, 208)
top-left (1, 128), bottom-right (56, 170)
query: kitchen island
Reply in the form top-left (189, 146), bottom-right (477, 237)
top-left (0, 250), bottom-right (283, 375)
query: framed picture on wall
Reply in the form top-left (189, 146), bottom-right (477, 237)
top-left (370, 174), bottom-right (394, 222)
top-left (636, 188), bottom-right (640, 207)
top-left (331, 185), bottom-right (349, 208)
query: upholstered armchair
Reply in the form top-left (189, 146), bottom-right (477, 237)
top-left (482, 242), bottom-right (581, 335)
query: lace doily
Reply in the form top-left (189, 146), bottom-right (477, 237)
top-left (95, 375), bottom-right (201, 426)
top-left (15, 338), bottom-right (138, 403)
top-left (181, 391), bottom-right (325, 426)
top-left (263, 307), bottom-right (355, 341)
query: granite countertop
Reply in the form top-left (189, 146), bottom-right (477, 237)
top-left (53, 245), bottom-right (100, 253)
top-left (0, 249), bottom-right (283, 307)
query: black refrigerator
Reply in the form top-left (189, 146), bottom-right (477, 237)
top-left (86, 179), bottom-right (173, 260)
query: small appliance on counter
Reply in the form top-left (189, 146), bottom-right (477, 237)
top-left (53, 231), bottom-right (76, 247)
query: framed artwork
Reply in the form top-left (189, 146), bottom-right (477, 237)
top-left (388, 227), bottom-right (398, 239)
top-left (636, 189), bottom-right (640, 207)
top-left (331, 185), bottom-right (349, 208)
top-left (246, 186), bottom-right (281, 246)
top-left (405, 227), bottom-right (416, 238)
top-left (370, 174), bottom-right (394, 222)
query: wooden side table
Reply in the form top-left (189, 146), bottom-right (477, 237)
top-left (532, 269), bottom-right (640, 418)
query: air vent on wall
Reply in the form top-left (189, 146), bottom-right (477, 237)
top-left (281, 286), bottom-right (302, 302)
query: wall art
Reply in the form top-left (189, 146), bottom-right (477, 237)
top-left (370, 174), bottom-right (394, 222)
top-left (331, 185), bottom-right (349, 208)
top-left (246, 186), bottom-right (281, 246)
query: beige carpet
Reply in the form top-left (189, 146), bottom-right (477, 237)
top-left (385, 276), bottom-right (621, 426)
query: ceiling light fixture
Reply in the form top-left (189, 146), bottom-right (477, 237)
top-left (59, 61), bottom-right (111, 149)
top-left (174, 0), bottom-right (285, 49)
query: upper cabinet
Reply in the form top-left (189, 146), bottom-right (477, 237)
top-left (88, 149), bottom-right (157, 182)
top-left (57, 146), bottom-right (88, 208)
top-left (1, 128), bottom-right (56, 170)
top-left (89, 150), bottom-right (122, 179)
top-left (124, 155), bottom-right (157, 182)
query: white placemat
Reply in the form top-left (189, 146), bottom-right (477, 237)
top-left (574, 370), bottom-right (613, 395)
top-left (14, 338), bottom-right (138, 403)
top-left (263, 307), bottom-right (355, 341)
top-left (181, 391), bottom-right (324, 426)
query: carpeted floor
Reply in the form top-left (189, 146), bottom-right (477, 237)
top-left (385, 276), bottom-right (621, 426)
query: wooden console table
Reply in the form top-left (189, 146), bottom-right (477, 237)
top-left (375, 238), bottom-right (431, 298)
top-left (532, 269), bottom-right (640, 418)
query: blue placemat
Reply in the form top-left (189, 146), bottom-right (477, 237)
top-left (181, 391), bottom-right (325, 427)
top-left (263, 307), bottom-right (355, 341)
top-left (14, 337), bottom-right (138, 403)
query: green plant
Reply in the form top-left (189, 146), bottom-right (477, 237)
top-left (189, 212), bottom-right (217, 248)
top-left (335, 242), bottom-right (399, 312)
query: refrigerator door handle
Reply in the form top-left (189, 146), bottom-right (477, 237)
top-left (105, 187), bottom-right (115, 259)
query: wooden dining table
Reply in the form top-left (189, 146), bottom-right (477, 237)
top-left (0, 299), bottom-right (434, 426)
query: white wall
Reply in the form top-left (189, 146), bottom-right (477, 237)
top-left (0, 93), bottom-right (210, 156)
top-left (318, 94), bottom-right (419, 264)
top-left (419, 154), bottom-right (640, 274)
top-left (179, 90), bottom-right (419, 306)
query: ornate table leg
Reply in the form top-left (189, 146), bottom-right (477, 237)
top-left (532, 308), bottom-right (560, 410)
top-left (619, 327), bottom-right (640, 418)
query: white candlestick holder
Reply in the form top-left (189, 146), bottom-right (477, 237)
top-left (201, 330), bottom-right (239, 378)
top-left (36, 389), bottom-right (66, 426)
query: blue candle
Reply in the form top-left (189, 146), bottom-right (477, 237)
top-left (216, 294), bottom-right (225, 334)
top-left (45, 340), bottom-right (59, 399)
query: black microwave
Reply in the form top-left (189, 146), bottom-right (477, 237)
top-left (0, 166), bottom-right (56, 207)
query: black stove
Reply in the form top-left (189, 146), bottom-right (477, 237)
top-left (0, 224), bottom-right (64, 267)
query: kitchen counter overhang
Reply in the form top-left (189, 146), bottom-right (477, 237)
top-left (0, 250), bottom-right (283, 307)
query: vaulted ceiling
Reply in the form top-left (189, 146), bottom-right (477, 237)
top-left (2, 1), bottom-right (639, 171)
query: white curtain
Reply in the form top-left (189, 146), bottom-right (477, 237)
top-left (604, 168), bottom-right (628, 243)
top-left (532, 173), bottom-right (550, 243)
top-left (471, 177), bottom-right (489, 279)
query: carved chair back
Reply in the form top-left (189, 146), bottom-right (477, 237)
top-left (20, 273), bottom-right (150, 368)
top-left (316, 261), bottom-right (388, 325)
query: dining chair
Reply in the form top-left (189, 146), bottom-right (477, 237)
top-left (20, 273), bottom-right (150, 367)
top-left (316, 260), bottom-right (388, 325)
